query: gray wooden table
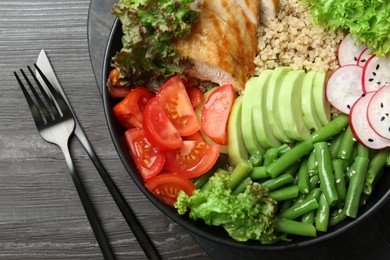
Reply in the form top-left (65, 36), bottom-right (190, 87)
top-left (0, 1), bottom-right (211, 259)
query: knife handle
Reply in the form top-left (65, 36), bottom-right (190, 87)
top-left (75, 127), bottom-right (161, 260)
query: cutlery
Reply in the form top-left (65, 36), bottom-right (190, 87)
top-left (36, 50), bottom-right (161, 260)
top-left (14, 65), bottom-right (116, 260)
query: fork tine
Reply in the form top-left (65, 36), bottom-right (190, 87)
top-left (14, 71), bottom-right (46, 126)
top-left (28, 65), bottom-right (62, 119)
top-left (33, 64), bottom-right (70, 117)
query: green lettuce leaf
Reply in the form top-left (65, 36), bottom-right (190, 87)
top-left (303, 0), bottom-right (390, 56)
top-left (175, 171), bottom-right (281, 244)
top-left (112, 0), bottom-right (198, 87)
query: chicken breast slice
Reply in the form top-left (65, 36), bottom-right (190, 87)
top-left (191, 8), bottom-right (254, 78)
top-left (260, 0), bottom-right (278, 26)
top-left (174, 33), bottom-right (247, 91)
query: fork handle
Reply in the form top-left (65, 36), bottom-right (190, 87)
top-left (60, 143), bottom-right (116, 260)
top-left (75, 128), bottom-right (161, 260)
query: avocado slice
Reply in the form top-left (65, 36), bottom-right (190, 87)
top-left (251, 71), bottom-right (281, 149)
top-left (264, 67), bottom-right (292, 143)
top-left (278, 70), bottom-right (310, 141)
top-left (228, 95), bottom-right (248, 166)
top-left (195, 87), bottom-right (228, 154)
top-left (313, 71), bottom-right (331, 125)
top-left (241, 77), bottom-right (266, 154)
top-left (301, 70), bottom-right (323, 131)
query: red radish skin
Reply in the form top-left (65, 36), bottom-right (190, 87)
top-left (357, 48), bottom-right (374, 67)
top-left (337, 33), bottom-right (367, 66)
top-left (350, 92), bottom-right (390, 149)
top-left (326, 65), bottom-right (364, 114)
top-left (362, 55), bottom-right (390, 93)
top-left (367, 85), bottom-right (390, 140)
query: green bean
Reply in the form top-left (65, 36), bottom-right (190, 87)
top-left (315, 193), bottom-right (330, 232)
top-left (344, 156), bottom-right (369, 218)
top-left (332, 159), bottom-right (347, 207)
top-left (279, 197), bottom-right (319, 220)
top-left (343, 144), bottom-right (358, 170)
top-left (364, 150), bottom-right (388, 195)
top-left (232, 177), bottom-right (252, 195)
top-left (329, 131), bottom-right (344, 159)
top-left (337, 126), bottom-right (356, 160)
top-left (277, 144), bottom-right (291, 156)
top-left (309, 175), bottom-right (320, 190)
top-left (193, 156), bottom-right (228, 189)
top-left (278, 199), bottom-right (293, 212)
top-left (307, 150), bottom-right (318, 175)
top-left (297, 157), bottom-right (310, 194)
top-left (387, 152), bottom-right (390, 166)
top-left (329, 209), bottom-right (347, 227)
top-left (267, 139), bottom-right (314, 178)
top-left (310, 114), bottom-right (349, 143)
top-left (357, 143), bottom-right (370, 158)
top-left (275, 218), bottom-right (317, 237)
top-left (314, 142), bottom-right (339, 206)
top-left (268, 185), bottom-right (299, 201)
top-left (263, 147), bottom-right (279, 166)
top-left (261, 173), bottom-right (295, 191)
top-left (227, 160), bottom-right (253, 190)
top-left (301, 188), bottom-right (322, 224)
top-left (249, 151), bottom-right (263, 167)
top-left (249, 166), bottom-right (268, 180)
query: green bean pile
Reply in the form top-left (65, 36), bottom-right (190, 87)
top-left (227, 114), bottom-right (389, 238)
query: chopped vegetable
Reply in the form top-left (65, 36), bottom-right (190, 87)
top-left (175, 171), bottom-right (281, 243)
top-left (112, 0), bottom-right (199, 87)
top-left (303, 0), bottom-right (390, 56)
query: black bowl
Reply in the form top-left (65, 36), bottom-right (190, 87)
top-left (102, 18), bottom-right (390, 253)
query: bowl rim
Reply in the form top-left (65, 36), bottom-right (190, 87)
top-left (101, 18), bottom-right (390, 251)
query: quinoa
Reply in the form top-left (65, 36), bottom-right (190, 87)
top-left (254, 0), bottom-right (345, 74)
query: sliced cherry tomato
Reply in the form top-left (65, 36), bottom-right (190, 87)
top-left (125, 128), bottom-right (165, 181)
top-left (107, 68), bottom-right (131, 98)
top-left (183, 131), bottom-right (205, 142)
top-left (164, 140), bottom-right (220, 178)
top-left (113, 87), bottom-right (154, 129)
top-left (201, 84), bottom-right (235, 146)
top-left (186, 86), bottom-right (204, 108)
top-left (143, 97), bottom-right (184, 151)
top-left (157, 75), bottom-right (200, 136)
top-left (145, 173), bottom-right (196, 206)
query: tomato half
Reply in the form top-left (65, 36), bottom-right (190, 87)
top-left (145, 173), bottom-right (196, 206)
top-left (164, 140), bottom-right (220, 178)
top-left (113, 87), bottom-right (154, 129)
top-left (201, 84), bottom-right (235, 145)
top-left (157, 76), bottom-right (200, 136)
top-left (107, 68), bottom-right (131, 98)
top-left (142, 97), bottom-right (184, 151)
top-left (186, 86), bottom-right (204, 108)
top-left (125, 128), bottom-right (165, 181)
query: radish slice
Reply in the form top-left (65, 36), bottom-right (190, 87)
top-left (362, 55), bottom-right (390, 93)
top-left (338, 33), bottom-right (367, 66)
top-left (367, 85), bottom-right (390, 140)
top-left (357, 48), bottom-right (373, 67)
top-left (326, 65), bottom-right (364, 114)
top-left (350, 92), bottom-right (390, 149)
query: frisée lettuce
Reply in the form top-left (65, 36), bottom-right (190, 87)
top-left (303, 0), bottom-right (390, 57)
top-left (111, 0), bottom-right (199, 88)
top-left (175, 170), bottom-right (283, 244)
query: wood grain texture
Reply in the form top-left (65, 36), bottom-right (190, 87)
top-left (0, 1), bottom-right (210, 259)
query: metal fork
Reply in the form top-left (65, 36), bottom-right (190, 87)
top-left (14, 65), bottom-right (116, 260)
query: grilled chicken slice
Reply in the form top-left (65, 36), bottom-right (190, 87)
top-left (260, 0), bottom-right (278, 26)
top-left (174, 33), bottom-right (247, 91)
top-left (233, 0), bottom-right (261, 25)
top-left (174, 0), bottom-right (260, 91)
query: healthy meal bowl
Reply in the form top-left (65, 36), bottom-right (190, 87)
top-left (102, 0), bottom-right (390, 250)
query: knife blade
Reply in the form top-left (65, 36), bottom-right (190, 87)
top-left (36, 50), bottom-right (161, 260)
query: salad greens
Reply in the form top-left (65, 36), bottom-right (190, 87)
top-left (303, 0), bottom-right (390, 56)
top-left (175, 170), bottom-right (283, 244)
top-left (112, 0), bottom-right (199, 87)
